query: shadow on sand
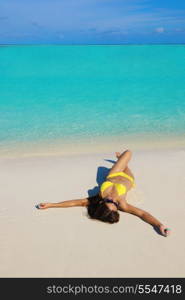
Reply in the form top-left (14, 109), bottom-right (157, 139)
top-left (87, 158), bottom-right (116, 198)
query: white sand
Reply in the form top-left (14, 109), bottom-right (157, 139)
top-left (0, 147), bottom-right (185, 277)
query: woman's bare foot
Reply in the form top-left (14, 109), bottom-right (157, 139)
top-left (115, 152), bottom-right (121, 159)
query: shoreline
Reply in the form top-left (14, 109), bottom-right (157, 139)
top-left (0, 133), bottom-right (185, 159)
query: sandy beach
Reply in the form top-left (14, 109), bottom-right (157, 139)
top-left (0, 147), bottom-right (185, 277)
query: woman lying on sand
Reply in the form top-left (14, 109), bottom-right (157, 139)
top-left (37, 150), bottom-right (170, 237)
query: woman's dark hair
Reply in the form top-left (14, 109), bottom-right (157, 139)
top-left (87, 194), bottom-right (119, 224)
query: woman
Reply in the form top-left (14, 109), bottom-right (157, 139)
top-left (37, 150), bottom-right (170, 237)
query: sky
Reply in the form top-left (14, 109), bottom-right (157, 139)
top-left (0, 0), bottom-right (185, 44)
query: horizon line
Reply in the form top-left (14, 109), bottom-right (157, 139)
top-left (0, 43), bottom-right (185, 46)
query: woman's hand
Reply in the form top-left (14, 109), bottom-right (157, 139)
top-left (36, 203), bottom-right (51, 209)
top-left (159, 225), bottom-right (171, 237)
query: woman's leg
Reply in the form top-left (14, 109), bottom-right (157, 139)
top-left (115, 152), bottom-right (134, 179)
top-left (108, 150), bottom-right (132, 176)
top-left (123, 166), bottom-right (135, 179)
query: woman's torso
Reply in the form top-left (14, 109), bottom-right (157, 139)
top-left (99, 175), bottom-right (133, 202)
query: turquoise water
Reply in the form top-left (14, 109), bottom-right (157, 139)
top-left (0, 45), bottom-right (185, 153)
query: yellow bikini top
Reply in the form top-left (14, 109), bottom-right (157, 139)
top-left (100, 171), bottom-right (135, 196)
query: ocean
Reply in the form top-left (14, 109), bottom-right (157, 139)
top-left (0, 45), bottom-right (185, 156)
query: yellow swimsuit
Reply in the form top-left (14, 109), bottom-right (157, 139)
top-left (100, 172), bottom-right (135, 196)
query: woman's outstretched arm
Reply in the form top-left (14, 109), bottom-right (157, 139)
top-left (36, 198), bottom-right (88, 209)
top-left (119, 202), bottom-right (170, 237)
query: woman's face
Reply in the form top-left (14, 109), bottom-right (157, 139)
top-left (105, 202), bottom-right (118, 211)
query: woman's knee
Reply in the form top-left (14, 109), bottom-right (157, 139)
top-left (123, 149), bottom-right (132, 158)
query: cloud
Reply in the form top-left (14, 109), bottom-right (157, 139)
top-left (175, 28), bottom-right (185, 32)
top-left (55, 31), bottom-right (65, 39)
top-left (0, 16), bottom-right (8, 21)
top-left (96, 28), bottom-right (129, 36)
top-left (31, 21), bottom-right (41, 28)
top-left (155, 27), bottom-right (165, 33)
